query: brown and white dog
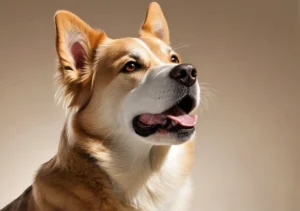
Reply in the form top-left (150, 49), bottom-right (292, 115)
top-left (1, 2), bottom-right (200, 211)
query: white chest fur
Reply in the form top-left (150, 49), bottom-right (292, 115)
top-left (98, 139), bottom-right (193, 211)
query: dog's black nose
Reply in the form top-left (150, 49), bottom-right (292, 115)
top-left (169, 64), bottom-right (197, 87)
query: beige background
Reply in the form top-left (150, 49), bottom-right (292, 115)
top-left (0, 0), bottom-right (299, 210)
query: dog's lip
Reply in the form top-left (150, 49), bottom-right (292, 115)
top-left (132, 95), bottom-right (197, 137)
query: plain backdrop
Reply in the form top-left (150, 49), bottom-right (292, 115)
top-left (0, 0), bottom-right (299, 211)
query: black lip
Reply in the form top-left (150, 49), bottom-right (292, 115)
top-left (132, 95), bottom-right (197, 138)
top-left (133, 115), bottom-right (195, 138)
top-left (133, 116), bottom-right (159, 137)
top-left (175, 126), bottom-right (195, 140)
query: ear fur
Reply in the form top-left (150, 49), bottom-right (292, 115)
top-left (54, 10), bottom-right (107, 110)
top-left (140, 2), bottom-right (170, 44)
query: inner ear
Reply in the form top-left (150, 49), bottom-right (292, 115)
top-left (140, 2), bottom-right (170, 44)
top-left (71, 42), bottom-right (86, 70)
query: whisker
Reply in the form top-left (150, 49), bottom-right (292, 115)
top-left (98, 125), bottom-right (117, 148)
top-left (108, 132), bottom-right (119, 152)
top-left (100, 128), bottom-right (114, 144)
top-left (173, 44), bottom-right (190, 51)
top-left (198, 83), bottom-right (218, 114)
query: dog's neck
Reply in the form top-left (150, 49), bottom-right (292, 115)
top-left (55, 113), bottom-right (191, 210)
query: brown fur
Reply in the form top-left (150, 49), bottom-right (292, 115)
top-left (1, 2), bottom-right (195, 211)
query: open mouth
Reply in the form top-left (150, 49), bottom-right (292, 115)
top-left (132, 95), bottom-right (197, 138)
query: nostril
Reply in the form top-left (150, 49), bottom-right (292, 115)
top-left (180, 69), bottom-right (187, 79)
top-left (191, 69), bottom-right (197, 78)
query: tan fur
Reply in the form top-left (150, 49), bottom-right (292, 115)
top-left (1, 2), bottom-right (197, 211)
top-left (140, 2), bottom-right (170, 44)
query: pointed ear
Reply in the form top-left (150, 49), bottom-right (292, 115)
top-left (140, 2), bottom-right (170, 44)
top-left (54, 10), bottom-right (107, 110)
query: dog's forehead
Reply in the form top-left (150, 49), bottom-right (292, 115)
top-left (106, 37), bottom-right (172, 64)
top-left (138, 36), bottom-right (172, 56)
top-left (135, 37), bottom-right (172, 63)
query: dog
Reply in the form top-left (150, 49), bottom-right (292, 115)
top-left (1, 2), bottom-right (200, 211)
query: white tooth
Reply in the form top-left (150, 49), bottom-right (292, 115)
top-left (172, 121), bottom-right (177, 126)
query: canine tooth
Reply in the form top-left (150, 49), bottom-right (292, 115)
top-left (172, 121), bottom-right (177, 126)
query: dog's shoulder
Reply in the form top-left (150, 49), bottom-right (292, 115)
top-left (1, 186), bottom-right (34, 211)
top-left (31, 155), bottom-right (124, 211)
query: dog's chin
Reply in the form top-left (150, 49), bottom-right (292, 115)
top-left (131, 95), bottom-right (198, 145)
top-left (148, 129), bottom-right (195, 145)
top-left (127, 127), bottom-right (195, 145)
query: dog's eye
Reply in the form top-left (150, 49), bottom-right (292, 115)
top-left (171, 55), bottom-right (179, 63)
top-left (121, 61), bottom-right (141, 73)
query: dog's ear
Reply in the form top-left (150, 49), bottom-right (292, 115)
top-left (140, 2), bottom-right (170, 44)
top-left (54, 10), bottom-right (106, 110)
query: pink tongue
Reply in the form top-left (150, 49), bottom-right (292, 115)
top-left (167, 114), bottom-right (197, 127)
top-left (166, 106), bottom-right (197, 127)
top-left (139, 107), bottom-right (197, 127)
top-left (139, 114), bottom-right (166, 125)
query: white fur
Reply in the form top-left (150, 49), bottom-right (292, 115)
top-left (93, 135), bottom-right (193, 211)
top-left (163, 177), bottom-right (193, 211)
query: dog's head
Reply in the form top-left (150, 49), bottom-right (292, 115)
top-left (54, 2), bottom-right (200, 145)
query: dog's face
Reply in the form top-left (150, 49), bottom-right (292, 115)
top-left (55, 2), bottom-right (200, 145)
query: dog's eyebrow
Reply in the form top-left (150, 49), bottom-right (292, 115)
top-left (161, 45), bottom-right (172, 54)
top-left (129, 54), bottom-right (142, 61)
